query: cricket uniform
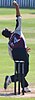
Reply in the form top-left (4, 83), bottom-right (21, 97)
top-left (8, 16), bottom-right (27, 58)
top-left (8, 16), bottom-right (29, 88)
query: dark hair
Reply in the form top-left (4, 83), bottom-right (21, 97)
top-left (2, 28), bottom-right (12, 39)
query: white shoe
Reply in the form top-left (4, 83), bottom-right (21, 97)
top-left (24, 87), bottom-right (31, 92)
top-left (4, 76), bottom-right (11, 89)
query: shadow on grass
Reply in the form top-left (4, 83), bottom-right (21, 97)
top-left (0, 93), bottom-right (15, 96)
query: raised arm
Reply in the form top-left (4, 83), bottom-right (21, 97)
top-left (13, 0), bottom-right (20, 16)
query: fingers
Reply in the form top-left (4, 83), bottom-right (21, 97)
top-left (26, 47), bottom-right (31, 52)
top-left (13, 1), bottom-right (18, 6)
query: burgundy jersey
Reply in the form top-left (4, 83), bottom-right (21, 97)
top-left (9, 33), bottom-right (25, 49)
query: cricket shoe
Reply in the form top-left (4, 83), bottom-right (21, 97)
top-left (24, 87), bottom-right (31, 92)
top-left (4, 76), bottom-right (11, 89)
top-left (22, 87), bottom-right (31, 93)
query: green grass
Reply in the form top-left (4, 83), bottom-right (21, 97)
top-left (0, 8), bottom-right (16, 15)
top-left (20, 9), bottom-right (35, 14)
top-left (0, 98), bottom-right (35, 100)
top-left (0, 20), bottom-right (15, 31)
top-left (0, 9), bottom-right (35, 99)
top-left (0, 8), bottom-right (35, 15)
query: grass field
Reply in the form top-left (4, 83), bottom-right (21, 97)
top-left (0, 8), bottom-right (35, 99)
top-left (0, 98), bottom-right (35, 100)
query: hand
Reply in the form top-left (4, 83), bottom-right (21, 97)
top-left (26, 47), bottom-right (31, 52)
top-left (13, 1), bottom-right (18, 6)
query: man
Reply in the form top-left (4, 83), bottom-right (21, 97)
top-left (2, 1), bottom-right (30, 93)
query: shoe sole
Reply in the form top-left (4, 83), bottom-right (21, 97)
top-left (4, 76), bottom-right (8, 89)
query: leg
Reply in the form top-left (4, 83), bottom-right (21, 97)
top-left (24, 53), bottom-right (29, 76)
top-left (4, 74), bottom-right (18, 89)
top-left (20, 53), bottom-right (30, 92)
top-left (21, 77), bottom-right (28, 88)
